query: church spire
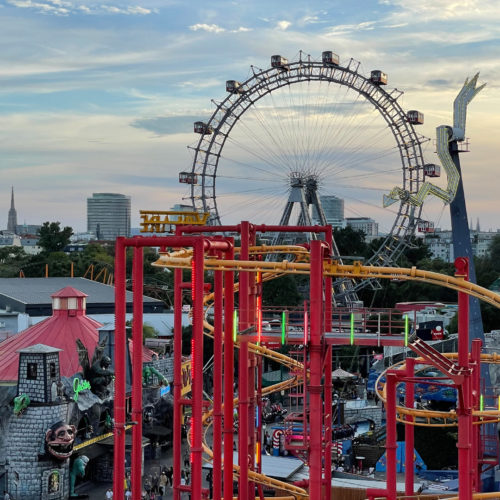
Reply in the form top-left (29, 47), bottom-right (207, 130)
top-left (7, 186), bottom-right (18, 233)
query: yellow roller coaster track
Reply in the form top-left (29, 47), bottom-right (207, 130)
top-left (154, 246), bottom-right (500, 499)
top-left (375, 355), bottom-right (500, 427)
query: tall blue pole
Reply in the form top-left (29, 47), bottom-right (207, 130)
top-left (449, 140), bottom-right (485, 345)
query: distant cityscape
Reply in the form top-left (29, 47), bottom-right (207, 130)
top-left (1, 188), bottom-right (499, 263)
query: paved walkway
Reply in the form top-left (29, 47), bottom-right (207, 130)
top-left (76, 440), bottom-right (203, 500)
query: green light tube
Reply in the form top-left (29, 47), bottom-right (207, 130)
top-left (405, 315), bottom-right (409, 346)
top-left (480, 394), bottom-right (484, 411)
top-left (350, 313), bottom-right (354, 345)
top-left (281, 311), bottom-right (286, 345)
top-left (233, 310), bottom-right (238, 342)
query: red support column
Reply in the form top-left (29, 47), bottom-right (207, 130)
top-left (132, 246), bottom-right (144, 500)
top-left (385, 372), bottom-right (398, 500)
top-left (223, 245), bottom-right (235, 500)
top-left (238, 221), bottom-right (250, 500)
top-left (212, 263), bottom-right (223, 500)
top-left (191, 239), bottom-right (205, 500)
top-left (404, 357), bottom-right (415, 497)
top-left (113, 237), bottom-right (126, 500)
top-left (173, 267), bottom-right (183, 500)
top-left (456, 257), bottom-right (473, 500)
top-left (324, 231), bottom-right (333, 500)
top-left (471, 339), bottom-right (482, 492)
top-left (309, 240), bottom-right (324, 499)
top-left (324, 345), bottom-right (332, 500)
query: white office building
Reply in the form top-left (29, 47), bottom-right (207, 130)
top-left (87, 193), bottom-right (131, 240)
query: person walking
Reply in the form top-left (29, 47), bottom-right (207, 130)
top-left (3, 491), bottom-right (10, 500)
top-left (159, 471), bottom-right (168, 495)
top-left (166, 466), bottom-right (173, 487)
top-left (144, 476), bottom-right (152, 498)
top-left (152, 472), bottom-right (159, 494)
top-left (105, 488), bottom-right (113, 499)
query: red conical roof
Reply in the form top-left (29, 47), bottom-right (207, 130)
top-left (0, 289), bottom-right (155, 382)
top-left (0, 307), bottom-right (102, 382)
top-left (51, 286), bottom-right (88, 298)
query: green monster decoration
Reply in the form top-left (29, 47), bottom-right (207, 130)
top-left (13, 393), bottom-right (30, 416)
top-left (69, 455), bottom-right (89, 497)
top-left (103, 411), bottom-right (113, 432)
top-left (142, 365), bottom-right (169, 387)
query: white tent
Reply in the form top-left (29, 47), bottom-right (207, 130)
top-left (331, 368), bottom-right (356, 380)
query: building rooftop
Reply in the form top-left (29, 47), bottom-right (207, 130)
top-left (0, 277), bottom-right (164, 316)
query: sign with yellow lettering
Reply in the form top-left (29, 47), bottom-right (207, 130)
top-left (181, 360), bottom-right (192, 397)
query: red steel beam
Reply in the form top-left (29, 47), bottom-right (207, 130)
top-left (191, 238), bottom-right (205, 500)
top-left (405, 357), bottom-right (415, 497)
top-left (385, 372), bottom-right (398, 500)
top-left (456, 257), bottom-right (472, 500)
top-left (173, 267), bottom-right (183, 500)
top-left (238, 220), bottom-right (251, 500)
top-left (223, 243), bottom-right (235, 500)
top-left (212, 261), bottom-right (223, 500)
top-left (309, 240), bottom-right (324, 499)
top-left (131, 246), bottom-right (144, 500)
top-left (113, 237), bottom-right (127, 500)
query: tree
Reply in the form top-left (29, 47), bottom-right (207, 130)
top-left (333, 226), bottom-right (367, 258)
top-left (262, 275), bottom-right (302, 307)
top-left (38, 222), bottom-right (73, 253)
top-left (0, 246), bottom-right (30, 277)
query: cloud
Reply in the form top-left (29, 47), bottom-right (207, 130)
top-left (6, 0), bottom-right (154, 15)
top-left (101, 5), bottom-right (152, 15)
top-left (325, 20), bottom-right (376, 35)
top-left (276, 20), bottom-right (291, 30)
top-left (383, 0), bottom-right (500, 22)
top-left (6, 0), bottom-right (70, 15)
top-left (131, 115), bottom-right (202, 135)
top-left (189, 23), bottom-right (225, 33)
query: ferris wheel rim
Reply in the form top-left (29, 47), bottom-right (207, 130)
top-left (188, 54), bottom-right (427, 268)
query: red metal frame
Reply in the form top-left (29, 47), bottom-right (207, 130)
top-left (114, 230), bottom-right (490, 500)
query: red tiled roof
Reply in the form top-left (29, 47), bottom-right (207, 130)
top-left (0, 287), bottom-right (153, 382)
top-left (51, 286), bottom-right (88, 298)
top-left (0, 313), bottom-right (102, 381)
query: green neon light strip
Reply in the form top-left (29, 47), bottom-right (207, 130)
top-left (233, 310), bottom-right (238, 342)
top-left (404, 315), bottom-right (409, 346)
top-left (281, 311), bottom-right (286, 345)
top-left (350, 313), bottom-right (354, 345)
top-left (480, 394), bottom-right (484, 411)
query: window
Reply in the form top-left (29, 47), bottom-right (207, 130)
top-left (50, 362), bottom-right (56, 379)
top-left (27, 362), bottom-right (37, 380)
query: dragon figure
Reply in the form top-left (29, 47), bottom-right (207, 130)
top-left (76, 338), bottom-right (114, 399)
top-left (69, 455), bottom-right (89, 496)
top-left (143, 364), bottom-right (169, 387)
top-left (383, 73), bottom-right (485, 208)
top-left (13, 393), bottom-right (30, 416)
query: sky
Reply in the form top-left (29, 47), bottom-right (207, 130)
top-left (1, 0), bottom-right (500, 234)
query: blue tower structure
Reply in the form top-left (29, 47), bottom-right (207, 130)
top-left (448, 140), bottom-right (485, 345)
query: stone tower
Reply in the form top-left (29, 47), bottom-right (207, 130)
top-left (7, 186), bottom-right (17, 233)
top-left (17, 344), bottom-right (62, 404)
top-left (8, 344), bottom-right (70, 500)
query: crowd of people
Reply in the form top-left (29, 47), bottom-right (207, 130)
top-left (111, 453), bottom-right (192, 500)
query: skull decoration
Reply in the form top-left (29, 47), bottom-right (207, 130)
top-left (45, 420), bottom-right (77, 460)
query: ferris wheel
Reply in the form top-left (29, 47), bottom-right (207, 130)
top-left (181, 51), bottom-right (434, 287)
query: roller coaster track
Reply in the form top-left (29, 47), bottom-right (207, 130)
top-left (375, 354), bottom-right (500, 428)
top-left (155, 246), bottom-right (500, 498)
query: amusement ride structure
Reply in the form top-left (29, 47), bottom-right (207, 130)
top-left (111, 53), bottom-right (498, 500)
top-left (181, 50), bottom-right (433, 299)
